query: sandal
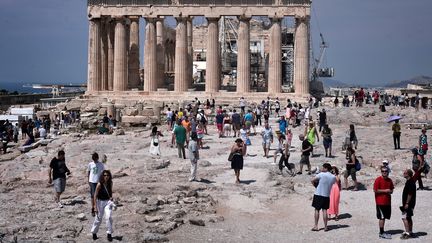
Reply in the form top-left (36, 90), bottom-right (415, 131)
top-left (311, 228), bottom-right (319, 232)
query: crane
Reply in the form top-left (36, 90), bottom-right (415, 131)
top-left (312, 33), bottom-right (334, 81)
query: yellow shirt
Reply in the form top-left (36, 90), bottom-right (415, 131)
top-left (392, 123), bottom-right (401, 133)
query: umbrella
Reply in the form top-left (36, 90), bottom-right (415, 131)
top-left (387, 115), bottom-right (402, 123)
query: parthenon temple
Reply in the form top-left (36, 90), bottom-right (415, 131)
top-left (86, 0), bottom-right (312, 100)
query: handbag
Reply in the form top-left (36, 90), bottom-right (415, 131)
top-left (354, 157), bottom-right (361, 171)
top-left (152, 136), bottom-right (159, 146)
top-left (228, 152), bottom-right (234, 162)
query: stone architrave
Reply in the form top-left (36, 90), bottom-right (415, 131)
top-left (294, 16), bottom-right (310, 95)
top-left (268, 18), bottom-right (282, 94)
top-left (236, 17), bottom-right (250, 93)
top-left (113, 17), bottom-right (128, 91)
top-left (156, 18), bottom-right (165, 88)
top-left (205, 17), bottom-right (220, 93)
top-left (87, 18), bottom-right (101, 93)
top-left (187, 18), bottom-right (193, 87)
top-left (174, 17), bottom-right (188, 92)
top-left (144, 18), bottom-right (157, 92)
top-left (128, 17), bottom-right (140, 89)
top-left (107, 20), bottom-right (115, 91)
top-left (100, 18), bottom-right (109, 91)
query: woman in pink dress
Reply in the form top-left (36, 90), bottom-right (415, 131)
top-left (328, 166), bottom-right (341, 220)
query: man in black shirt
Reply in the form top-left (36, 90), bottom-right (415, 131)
top-left (48, 150), bottom-right (71, 208)
top-left (297, 134), bottom-right (312, 175)
top-left (318, 109), bottom-right (327, 132)
top-left (400, 169), bottom-right (416, 239)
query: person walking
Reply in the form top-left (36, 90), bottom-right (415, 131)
top-left (231, 109), bottom-right (242, 137)
top-left (411, 148), bottom-right (424, 190)
top-left (311, 163), bottom-right (336, 232)
top-left (373, 165), bottom-right (394, 239)
top-left (321, 124), bottom-right (333, 157)
top-left (327, 166), bottom-right (341, 221)
top-left (173, 120), bottom-right (187, 159)
top-left (13, 123), bottom-right (19, 143)
top-left (261, 122), bottom-right (273, 158)
top-left (149, 126), bottom-right (163, 156)
top-left (188, 132), bottom-right (200, 182)
top-left (298, 134), bottom-right (312, 175)
top-left (348, 124), bottom-right (358, 149)
top-left (400, 169), bottom-right (417, 239)
top-left (392, 120), bottom-right (401, 149)
top-left (230, 138), bottom-right (247, 183)
top-left (88, 152), bottom-right (105, 216)
top-left (91, 170), bottom-right (115, 241)
top-left (343, 146), bottom-right (359, 190)
top-left (48, 150), bottom-right (71, 208)
top-left (318, 109), bottom-right (327, 132)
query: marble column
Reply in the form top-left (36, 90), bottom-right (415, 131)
top-left (294, 16), bottom-right (310, 95)
top-left (236, 17), bottom-right (250, 93)
top-left (87, 18), bottom-right (101, 93)
top-left (128, 17), bottom-right (140, 89)
top-left (100, 19), bottom-right (109, 91)
top-left (268, 18), bottom-right (282, 94)
top-left (205, 17), bottom-right (220, 93)
top-left (187, 18), bottom-right (193, 87)
top-left (107, 20), bottom-right (115, 91)
top-left (156, 18), bottom-right (165, 88)
top-left (174, 17), bottom-right (188, 92)
top-left (113, 17), bottom-right (128, 91)
top-left (144, 18), bottom-right (157, 92)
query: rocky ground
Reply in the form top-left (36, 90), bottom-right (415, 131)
top-left (1, 103), bottom-right (432, 242)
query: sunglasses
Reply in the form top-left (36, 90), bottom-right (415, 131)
top-left (381, 170), bottom-right (388, 173)
top-left (103, 174), bottom-right (110, 176)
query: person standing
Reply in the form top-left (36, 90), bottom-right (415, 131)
top-left (48, 150), bottom-right (71, 208)
top-left (321, 124), bottom-right (333, 157)
top-left (13, 123), bottom-right (19, 143)
top-left (231, 109), bottom-right (242, 138)
top-left (311, 163), bottom-right (336, 232)
top-left (278, 116), bottom-right (288, 135)
top-left (392, 120), bottom-right (401, 149)
top-left (88, 152), bottom-right (105, 216)
top-left (230, 138), bottom-right (247, 183)
top-left (261, 122), bottom-right (273, 158)
top-left (328, 166), bottom-right (341, 221)
top-left (343, 146), bottom-right (359, 190)
top-left (318, 109), bottom-right (327, 132)
top-left (91, 170), bottom-right (114, 241)
top-left (174, 120), bottom-right (187, 159)
top-left (297, 134), bottom-right (312, 175)
top-left (373, 165), bottom-right (394, 239)
top-left (188, 132), bottom-right (199, 182)
top-left (305, 121), bottom-right (319, 156)
top-left (418, 128), bottom-right (428, 158)
top-left (400, 169), bottom-right (417, 239)
top-left (239, 97), bottom-right (246, 114)
top-left (411, 148), bottom-right (424, 190)
top-left (149, 126), bottom-right (163, 156)
top-left (348, 124), bottom-right (358, 149)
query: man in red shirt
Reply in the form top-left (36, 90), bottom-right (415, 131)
top-left (373, 165), bottom-right (394, 239)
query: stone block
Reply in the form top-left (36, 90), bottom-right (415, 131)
top-left (124, 107), bottom-right (139, 116)
top-left (84, 103), bottom-right (100, 112)
top-left (66, 101), bottom-right (83, 111)
top-left (98, 107), bottom-right (107, 116)
top-left (121, 116), bottom-right (148, 124)
top-left (140, 109), bottom-right (155, 116)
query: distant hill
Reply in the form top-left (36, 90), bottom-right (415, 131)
top-left (385, 75), bottom-right (432, 88)
top-left (321, 78), bottom-right (351, 88)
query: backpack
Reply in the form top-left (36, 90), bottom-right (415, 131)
top-left (355, 157), bottom-right (361, 171)
top-left (200, 114), bottom-right (207, 124)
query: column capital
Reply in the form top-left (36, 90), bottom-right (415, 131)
top-left (294, 15), bottom-right (310, 22)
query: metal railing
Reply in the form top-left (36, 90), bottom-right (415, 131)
top-left (88, 0), bottom-right (311, 6)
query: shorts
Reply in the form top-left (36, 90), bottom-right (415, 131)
top-left (401, 207), bottom-right (414, 219)
top-left (275, 108), bottom-right (280, 113)
top-left (89, 182), bottom-right (98, 198)
top-left (312, 195), bottom-right (330, 210)
top-left (224, 124), bottom-right (231, 131)
top-left (245, 121), bottom-right (252, 129)
top-left (300, 155), bottom-right (310, 165)
top-left (376, 205), bottom-right (391, 220)
top-left (216, 123), bottom-right (223, 132)
top-left (344, 167), bottom-right (357, 181)
top-left (262, 140), bottom-right (271, 149)
top-left (323, 137), bottom-right (332, 149)
top-left (233, 123), bottom-right (241, 130)
top-left (53, 178), bottom-right (66, 193)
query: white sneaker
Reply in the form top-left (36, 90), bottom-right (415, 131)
top-left (58, 202), bottom-right (63, 208)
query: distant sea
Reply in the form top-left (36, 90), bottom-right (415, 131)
top-left (0, 81), bottom-right (85, 94)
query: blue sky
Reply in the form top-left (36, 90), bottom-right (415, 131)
top-left (0, 0), bottom-right (431, 89)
